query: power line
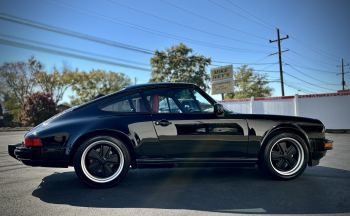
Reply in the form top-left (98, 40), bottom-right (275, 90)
top-left (104, 0), bottom-right (275, 48)
top-left (225, 0), bottom-right (277, 30)
top-left (160, 0), bottom-right (271, 39)
top-left (36, 0), bottom-right (275, 53)
top-left (283, 81), bottom-right (316, 94)
top-left (283, 71), bottom-right (337, 91)
top-left (211, 61), bottom-right (276, 65)
top-left (285, 63), bottom-right (337, 85)
top-left (283, 55), bottom-right (336, 71)
top-left (289, 50), bottom-right (338, 67)
top-left (224, 0), bottom-right (341, 61)
top-left (287, 36), bottom-right (341, 61)
top-left (0, 38), bottom-right (152, 71)
top-left (0, 13), bottom-right (155, 54)
top-left (282, 63), bottom-right (339, 74)
top-left (0, 33), bottom-right (150, 66)
top-left (209, 0), bottom-right (275, 31)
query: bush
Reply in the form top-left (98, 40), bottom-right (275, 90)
top-left (18, 92), bottom-right (58, 126)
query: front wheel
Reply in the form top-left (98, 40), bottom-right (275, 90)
top-left (74, 135), bottom-right (130, 188)
top-left (258, 132), bottom-right (309, 180)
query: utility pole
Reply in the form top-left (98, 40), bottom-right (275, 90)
top-left (269, 28), bottom-right (289, 96)
top-left (336, 58), bottom-right (349, 90)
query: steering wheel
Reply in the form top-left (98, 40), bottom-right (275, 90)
top-left (188, 108), bottom-right (195, 113)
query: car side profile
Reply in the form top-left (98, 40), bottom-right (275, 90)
top-left (8, 83), bottom-right (333, 188)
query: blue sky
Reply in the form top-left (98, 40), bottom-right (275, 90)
top-left (1, 0), bottom-right (349, 103)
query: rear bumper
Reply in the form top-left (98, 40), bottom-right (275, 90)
top-left (8, 143), bottom-right (68, 168)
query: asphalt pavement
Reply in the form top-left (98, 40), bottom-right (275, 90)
top-left (0, 131), bottom-right (349, 216)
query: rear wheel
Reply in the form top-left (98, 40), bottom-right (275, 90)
top-left (258, 132), bottom-right (309, 180)
top-left (74, 135), bottom-right (130, 188)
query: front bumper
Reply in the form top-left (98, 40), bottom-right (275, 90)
top-left (308, 138), bottom-right (333, 166)
top-left (8, 143), bottom-right (68, 167)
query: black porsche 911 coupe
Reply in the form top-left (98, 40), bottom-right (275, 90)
top-left (8, 83), bottom-right (333, 188)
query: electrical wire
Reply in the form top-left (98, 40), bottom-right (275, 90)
top-left (285, 63), bottom-right (337, 85)
top-left (36, 0), bottom-right (276, 53)
top-left (0, 33), bottom-right (150, 66)
top-left (283, 71), bottom-right (337, 91)
top-left (160, 0), bottom-right (271, 39)
top-left (288, 50), bottom-right (338, 67)
top-left (209, 0), bottom-right (275, 31)
top-left (0, 13), bottom-right (155, 55)
top-left (224, 0), bottom-right (341, 61)
top-left (283, 62), bottom-right (338, 74)
top-left (104, 0), bottom-right (275, 48)
top-left (0, 38), bottom-right (152, 71)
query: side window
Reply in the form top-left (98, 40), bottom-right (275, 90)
top-left (144, 88), bottom-right (203, 114)
top-left (174, 89), bottom-right (200, 113)
top-left (192, 89), bottom-right (214, 113)
top-left (143, 89), bottom-right (182, 113)
top-left (101, 93), bottom-right (148, 113)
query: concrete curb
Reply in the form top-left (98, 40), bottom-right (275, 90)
top-left (325, 129), bottom-right (350, 134)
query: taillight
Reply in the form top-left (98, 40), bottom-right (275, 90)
top-left (25, 138), bottom-right (42, 146)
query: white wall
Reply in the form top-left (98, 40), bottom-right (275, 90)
top-left (298, 95), bottom-right (350, 129)
top-left (220, 93), bottom-right (350, 129)
top-left (254, 99), bottom-right (294, 115)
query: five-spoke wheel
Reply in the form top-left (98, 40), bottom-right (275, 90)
top-left (258, 132), bottom-right (308, 180)
top-left (74, 136), bottom-right (130, 188)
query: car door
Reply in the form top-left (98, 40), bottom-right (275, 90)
top-left (142, 87), bottom-right (248, 158)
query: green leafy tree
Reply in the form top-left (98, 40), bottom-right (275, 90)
top-left (0, 57), bottom-right (42, 105)
top-left (70, 70), bottom-right (132, 106)
top-left (36, 67), bottom-right (80, 104)
top-left (3, 92), bottom-right (22, 125)
top-left (224, 65), bottom-right (274, 99)
top-left (18, 92), bottom-right (58, 126)
top-left (149, 43), bottom-right (211, 91)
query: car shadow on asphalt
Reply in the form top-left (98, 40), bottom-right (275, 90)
top-left (32, 166), bottom-right (350, 214)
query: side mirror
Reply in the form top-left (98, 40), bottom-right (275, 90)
top-left (214, 103), bottom-right (224, 117)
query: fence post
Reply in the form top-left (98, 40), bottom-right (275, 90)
top-left (250, 97), bottom-right (254, 114)
top-left (294, 94), bottom-right (299, 116)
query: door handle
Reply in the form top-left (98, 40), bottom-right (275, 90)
top-left (155, 119), bottom-right (172, 126)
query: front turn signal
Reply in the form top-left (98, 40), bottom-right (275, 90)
top-left (324, 139), bottom-right (333, 149)
top-left (25, 138), bottom-right (42, 146)
top-left (325, 142), bottom-right (333, 148)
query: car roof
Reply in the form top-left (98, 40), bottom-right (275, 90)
top-left (123, 82), bottom-right (197, 91)
top-left (72, 82), bottom-right (199, 110)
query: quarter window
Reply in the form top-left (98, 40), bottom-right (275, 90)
top-left (101, 93), bottom-right (148, 113)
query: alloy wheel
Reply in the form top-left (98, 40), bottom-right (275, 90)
top-left (269, 137), bottom-right (304, 176)
top-left (81, 140), bottom-right (124, 183)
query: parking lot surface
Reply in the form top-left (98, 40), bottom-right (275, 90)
top-left (0, 131), bottom-right (349, 216)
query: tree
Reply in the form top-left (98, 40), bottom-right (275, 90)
top-left (70, 70), bottom-right (132, 106)
top-left (149, 43), bottom-right (211, 91)
top-left (0, 57), bottom-right (42, 105)
top-left (224, 65), bottom-right (274, 99)
top-left (3, 92), bottom-right (22, 125)
top-left (36, 67), bottom-right (80, 104)
top-left (18, 92), bottom-right (58, 126)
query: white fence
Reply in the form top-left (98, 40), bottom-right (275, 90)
top-left (220, 92), bottom-right (350, 129)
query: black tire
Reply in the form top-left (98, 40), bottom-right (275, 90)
top-left (73, 135), bottom-right (130, 188)
top-left (258, 132), bottom-right (309, 180)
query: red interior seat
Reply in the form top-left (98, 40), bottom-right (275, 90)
top-left (152, 94), bottom-right (159, 113)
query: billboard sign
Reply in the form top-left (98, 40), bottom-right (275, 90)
top-left (210, 65), bottom-right (233, 82)
top-left (211, 80), bottom-right (234, 95)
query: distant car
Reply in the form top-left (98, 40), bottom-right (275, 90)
top-left (8, 83), bottom-right (333, 188)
